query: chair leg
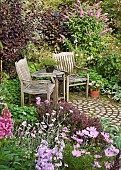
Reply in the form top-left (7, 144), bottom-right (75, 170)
top-left (53, 89), bottom-right (56, 105)
top-left (66, 76), bottom-right (69, 102)
top-left (21, 91), bottom-right (24, 106)
top-left (86, 82), bottom-right (89, 98)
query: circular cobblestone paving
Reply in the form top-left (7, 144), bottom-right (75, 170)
top-left (70, 96), bottom-right (121, 127)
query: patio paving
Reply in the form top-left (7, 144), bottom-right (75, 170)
top-left (69, 94), bottom-right (121, 127)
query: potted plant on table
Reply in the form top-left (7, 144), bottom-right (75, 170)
top-left (41, 57), bottom-right (58, 73)
top-left (89, 80), bottom-right (103, 98)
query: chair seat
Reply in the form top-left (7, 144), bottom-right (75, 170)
top-left (69, 75), bottom-right (87, 83)
top-left (23, 83), bottom-right (55, 95)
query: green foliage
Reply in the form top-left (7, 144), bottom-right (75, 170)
top-left (97, 53), bottom-right (121, 80)
top-left (63, 143), bottom-right (95, 170)
top-left (100, 117), bottom-right (121, 149)
top-left (0, 79), bottom-right (21, 105)
top-left (82, 69), bottom-right (109, 88)
top-left (112, 84), bottom-right (121, 102)
top-left (8, 104), bottom-right (37, 123)
top-left (0, 138), bottom-right (35, 170)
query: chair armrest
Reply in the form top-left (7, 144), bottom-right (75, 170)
top-left (74, 65), bottom-right (90, 73)
top-left (31, 72), bottom-right (56, 78)
top-left (32, 80), bottom-right (52, 85)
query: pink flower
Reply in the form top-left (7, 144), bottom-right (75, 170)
top-left (44, 100), bottom-right (50, 104)
top-left (74, 143), bottom-right (80, 149)
top-left (0, 107), bottom-right (13, 139)
top-left (94, 1), bottom-right (102, 7)
top-left (110, 145), bottom-right (119, 154)
top-left (76, 0), bottom-right (80, 5)
top-left (59, 34), bottom-right (65, 40)
top-left (72, 150), bottom-right (82, 157)
top-left (104, 148), bottom-right (114, 157)
top-left (104, 161), bottom-right (111, 169)
top-left (63, 15), bottom-right (69, 19)
top-left (81, 129), bottom-right (90, 136)
top-left (36, 97), bottom-right (41, 105)
top-left (93, 161), bottom-right (101, 168)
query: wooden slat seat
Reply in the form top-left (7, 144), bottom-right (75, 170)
top-left (15, 58), bottom-right (56, 106)
top-left (52, 52), bottom-right (89, 101)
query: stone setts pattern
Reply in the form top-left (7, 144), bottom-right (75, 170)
top-left (72, 98), bottom-right (121, 127)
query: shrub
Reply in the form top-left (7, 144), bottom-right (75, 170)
top-left (0, 0), bottom-right (43, 76)
top-left (97, 53), bottom-right (121, 80)
top-left (60, 0), bottom-right (112, 66)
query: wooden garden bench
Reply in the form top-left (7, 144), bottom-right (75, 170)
top-left (15, 58), bottom-right (56, 106)
top-left (52, 52), bottom-right (89, 101)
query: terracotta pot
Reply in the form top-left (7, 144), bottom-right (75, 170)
top-left (90, 90), bottom-right (100, 98)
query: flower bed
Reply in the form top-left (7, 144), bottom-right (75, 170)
top-left (0, 100), bottom-right (120, 170)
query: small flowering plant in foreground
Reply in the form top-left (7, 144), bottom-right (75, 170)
top-left (89, 80), bottom-right (103, 91)
top-left (61, 126), bottom-right (120, 169)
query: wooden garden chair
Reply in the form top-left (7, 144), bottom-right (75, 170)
top-left (15, 58), bottom-right (56, 106)
top-left (52, 52), bottom-right (89, 101)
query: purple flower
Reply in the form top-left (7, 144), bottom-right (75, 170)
top-left (100, 29), bottom-right (109, 35)
top-left (62, 127), bottom-right (69, 132)
top-left (94, 154), bottom-right (102, 158)
top-left (80, 9), bottom-right (85, 17)
top-left (88, 10), bottom-right (93, 16)
top-left (96, 8), bottom-right (102, 18)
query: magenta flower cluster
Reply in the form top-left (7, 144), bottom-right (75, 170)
top-left (0, 106), bottom-right (13, 139)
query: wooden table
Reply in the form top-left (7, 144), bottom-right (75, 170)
top-left (31, 69), bottom-right (65, 103)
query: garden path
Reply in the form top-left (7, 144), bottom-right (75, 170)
top-left (69, 93), bottom-right (121, 127)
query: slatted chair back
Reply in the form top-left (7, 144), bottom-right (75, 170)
top-left (15, 58), bottom-right (32, 86)
top-left (52, 52), bottom-right (75, 74)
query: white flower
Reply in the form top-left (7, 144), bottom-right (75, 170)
top-left (60, 106), bottom-right (63, 109)
top-left (31, 133), bottom-right (36, 138)
top-left (22, 121), bottom-right (27, 127)
top-left (46, 113), bottom-right (50, 116)
top-left (22, 112), bottom-right (26, 115)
